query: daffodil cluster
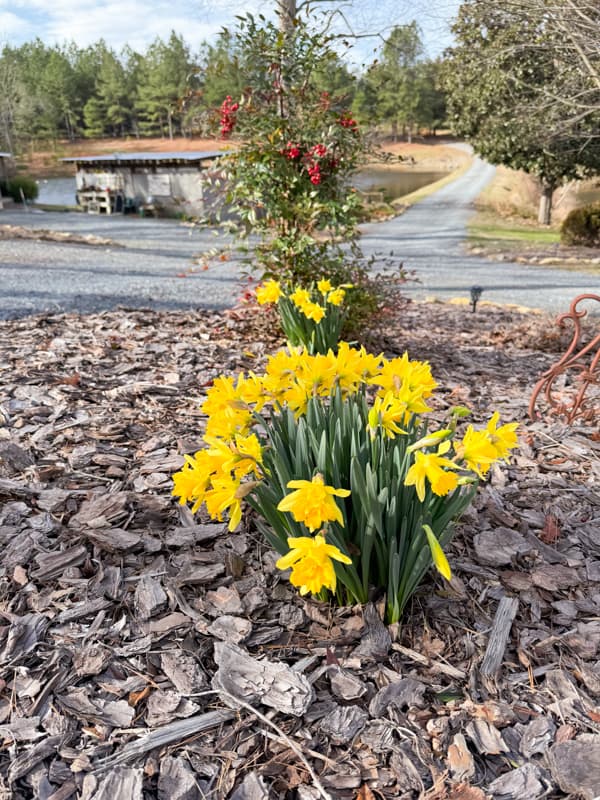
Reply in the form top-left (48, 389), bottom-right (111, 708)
top-left (256, 279), bottom-right (350, 354)
top-left (172, 345), bottom-right (518, 622)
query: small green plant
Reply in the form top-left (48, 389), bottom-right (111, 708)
top-left (561, 203), bottom-right (600, 247)
top-left (3, 175), bottom-right (39, 202)
top-left (255, 278), bottom-right (349, 354)
top-left (172, 345), bottom-right (518, 623)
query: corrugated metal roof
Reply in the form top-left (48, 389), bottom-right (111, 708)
top-left (61, 151), bottom-right (225, 164)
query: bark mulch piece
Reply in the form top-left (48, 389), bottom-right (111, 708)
top-left (0, 300), bottom-right (598, 799)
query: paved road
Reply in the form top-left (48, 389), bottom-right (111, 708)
top-left (0, 158), bottom-right (597, 319)
top-left (361, 157), bottom-right (598, 312)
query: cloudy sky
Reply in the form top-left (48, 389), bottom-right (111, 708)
top-left (0, 0), bottom-right (460, 61)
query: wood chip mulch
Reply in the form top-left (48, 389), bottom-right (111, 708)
top-left (0, 300), bottom-right (599, 800)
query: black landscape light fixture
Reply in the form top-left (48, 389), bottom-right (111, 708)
top-left (470, 285), bottom-right (483, 313)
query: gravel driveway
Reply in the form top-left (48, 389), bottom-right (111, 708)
top-left (0, 212), bottom-right (246, 319)
top-left (0, 157), bottom-right (597, 319)
top-left (360, 157), bottom-right (598, 313)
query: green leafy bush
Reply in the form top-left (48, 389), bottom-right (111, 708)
top-left (560, 203), bottom-right (600, 247)
top-left (2, 176), bottom-right (39, 202)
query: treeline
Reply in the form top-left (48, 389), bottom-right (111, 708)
top-left (0, 22), bottom-right (446, 151)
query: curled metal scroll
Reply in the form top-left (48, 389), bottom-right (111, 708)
top-left (529, 294), bottom-right (600, 425)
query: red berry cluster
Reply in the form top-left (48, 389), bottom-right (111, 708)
top-left (220, 96), bottom-right (239, 139)
top-left (304, 143), bottom-right (328, 185)
top-left (282, 141), bottom-right (301, 160)
top-left (339, 112), bottom-right (358, 133)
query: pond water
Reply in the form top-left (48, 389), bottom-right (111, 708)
top-left (35, 177), bottom-right (77, 207)
top-left (33, 169), bottom-right (449, 209)
top-left (353, 168), bottom-right (448, 199)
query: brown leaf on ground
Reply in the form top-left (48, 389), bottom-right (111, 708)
top-left (539, 514), bottom-right (561, 544)
top-left (447, 785), bottom-right (489, 800)
top-left (355, 785), bottom-right (377, 800)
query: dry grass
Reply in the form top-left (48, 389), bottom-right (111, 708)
top-left (18, 136), bottom-right (237, 177)
top-left (374, 139), bottom-right (470, 172)
top-left (19, 136), bottom-right (469, 179)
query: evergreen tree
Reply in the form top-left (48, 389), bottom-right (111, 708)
top-left (83, 46), bottom-right (132, 137)
top-left (414, 60), bottom-right (446, 135)
top-left (135, 33), bottom-right (197, 138)
top-left (352, 23), bottom-right (428, 141)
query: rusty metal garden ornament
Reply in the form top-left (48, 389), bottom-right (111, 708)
top-left (529, 294), bottom-right (600, 425)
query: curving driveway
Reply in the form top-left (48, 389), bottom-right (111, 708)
top-left (360, 157), bottom-right (598, 312)
top-left (0, 157), bottom-right (597, 320)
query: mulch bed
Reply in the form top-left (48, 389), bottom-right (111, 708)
top-left (0, 300), bottom-right (599, 800)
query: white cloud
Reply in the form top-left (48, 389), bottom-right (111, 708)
top-left (1, 0), bottom-right (458, 57)
top-left (1, 0), bottom-right (269, 50)
top-left (0, 10), bottom-right (34, 39)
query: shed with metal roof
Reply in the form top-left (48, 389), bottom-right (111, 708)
top-left (61, 150), bottom-right (226, 216)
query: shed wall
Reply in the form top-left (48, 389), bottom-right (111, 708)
top-left (75, 165), bottom-right (207, 215)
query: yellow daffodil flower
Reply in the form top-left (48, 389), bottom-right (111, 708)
top-left (423, 524), bottom-right (452, 581)
top-left (300, 302), bottom-right (326, 323)
top-left (201, 375), bottom-right (253, 441)
top-left (317, 278), bottom-right (332, 294)
top-left (236, 373), bottom-right (268, 412)
top-left (295, 351), bottom-right (338, 397)
top-left (454, 425), bottom-right (499, 477)
top-left (256, 279), bottom-right (282, 305)
top-left (394, 383), bottom-right (432, 422)
top-left (486, 412), bottom-right (519, 460)
top-left (404, 451), bottom-right (459, 501)
top-left (204, 474), bottom-right (243, 531)
top-left (172, 453), bottom-right (211, 512)
top-left (205, 406), bottom-right (253, 441)
top-left (326, 288), bottom-right (346, 306)
top-left (276, 534), bottom-right (352, 594)
top-left (290, 288), bottom-right (311, 308)
top-left (277, 473), bottom-right (350, 531)
top-left (368, 392), bottom-right (408, 438)
top-left (265, 348), bottom-right (303, 373)
top-left (335, 343), bottom-right (382, 389)
top-left (201, 375), bottom-right (237, 416)
top-left (203, 433), bottom-right (263, 478)
top-left (282, 383), bottom-right (311, 418)
top-left (374, 352), bottom-right (437, 398)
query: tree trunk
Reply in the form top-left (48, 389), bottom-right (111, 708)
top-left (167, 110), bottom-right (174, 141)
top-left (2, 117), bottom-right (13, 153)
top-left (538, 182), bottom-right (554, 225)
top-left (275, 0), bottom-right (296, 119)
top-left (277, 0), bottom-right (296, 33)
